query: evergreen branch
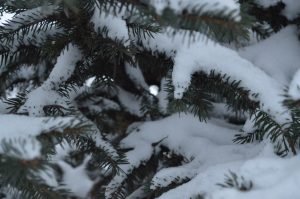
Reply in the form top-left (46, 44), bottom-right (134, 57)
top-left (195, 71), bottom-right (259, 113)
top-left (92, 0), bottom-right (142, 15)
top-left (233, 129), bottom-right (264, 144)
top-left (166, 75), bottom-right (213, 121)
top-left (0, 0), bottom-right (55, 13)
top-left (106, 154), bottom-right (159, 199)
top-left (0, 5), bottom-right (58, 35)
top-left (139, 90), bottom-right (162, 120)
top-left (39, 121), bottom-right (128, 177)
top-left (217, 170), bottom-right (253, 192)
top-left (154, 5), bottom-right (250, 43)
top-left (166, 70), bottom-right (259, 121)
top-left (191, 194), bottom-right (206, 199)
top-left (0, 45), bottom-right (42, 72)
top-left (234, 110), bottom-right (292, 155)
top-left (72, 135), bottom-right (128, 175)
top-left (4, 91), bottom-right (28, 113)
top-left (149, 176), bottom-right (191, 198)
top-left (0, 140), bottom-right (69, 199)
top-left (127, 20), bottom-right (161, 39)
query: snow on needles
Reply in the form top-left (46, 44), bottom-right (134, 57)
top-left (106, 113), bottom-right (262, 198)
top-left (0, 114), bottom-right (82, 159)
top-left (108, 113), bottom-right (300, 199)
top-left (172, 37), bottom-right (288, 123)
top-left (19, 43), bottom-right (82, 116)
top-left (0, 5), bottom-right (58, 33)
top-left (45, 43), bottom-right (82, 88)
top-left (149, 0), bottom-right (240, 20)
top-left (257, 0), bottom-right (300, 20)
top-left (239, 26), bottom-right (300, 85)
top-left (91, 5), bottom-right (130, 45)
top-left (142, 29), bottom-right (289, 123)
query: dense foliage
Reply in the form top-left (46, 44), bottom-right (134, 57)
top-left (0, 0), bottom-right (299, 198)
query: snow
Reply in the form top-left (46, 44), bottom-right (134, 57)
top-left (91, 5), bottom-right (130, 45)
top-left (0, 13), bottom-right (14, 25)
top-left (80, 96), bottom-right (121, 113)
top-left (171, 36), bottom-right (284, 110)
top-left (0, 114), bottom-right (82, 159)
top-left (257, 0), bottom-right (300, 20)
top-left (19, 43), bottom-right (82, 116)
top-left (52, 134), bottom-right (118, 197)
top-left (117, 88), bottom-right (142, 116)
top-left (239, 26), bottom-right (300, 85)
top-left (106, 113), bottom-right (263, 197)
top-left (44, 43), bottom-right (82, 88)
top-left (0, 99), bottom-right (9, 114)
top-left (13, 65), bottom-right (36, 80)
top-left (0, 8), bottom-right (64, 71)
top-left (7, 25), bottom-right (63, 53)
top-left (1, 6), bottom-right (57, 32)
top-left (85, 76), bottom-right (96, 87)
top-left (157, 78), bottom-right (169, 113)
top-left (210, 153), bottom-right (300, 199)
top-left (0, 138), bottom-right (41, 160)
top-left (289, 69), bottom-right (300, 100)
top-left (58, 156), bottom-right (94, 198)
top-left (1, 0), bottom-right (300, 198)
top-left (141, 28), bottom-right (181, 57)
top-left (125, 63), bottom-right (149, 90)
top-left (0, 114), bottom-right (80, 139)
top-left (141, 29), bottom-right (289, 123)
top-left (149, 0), bottom-right (240, 20)
top-left (37, 167), bottom-right (59, 187)
top-left (0, 7), bottom-right (63, 53)
top-left (136, 24), bottom-right (300, 198)
top-left (108, 113), bottom-right (300, 199)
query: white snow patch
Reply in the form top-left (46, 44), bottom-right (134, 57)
top-left (85, 76), bottom-right (96, 87)
top-left (0, 99), bottom-right (9, 114)
top-left (239, 26), bottom-right (300, 85)
top-left (125, 63), bottom-right (149, 90)
top-left (58, 157), bottom-right (94, 198)
top-left (108, 113), bottom-right (300, 199)
top-left (91, 5), bottom-right (130, 45)
top-left (289, 69), bottom-right (300, 100)
top-left (0, 13), bottom-right (14, 25)
top-left (0, 114), bottom-right (82, 159)
top-left (44, 43), bottom-right (82, 88)
top-left (117, 88), bottom-right (142, 116)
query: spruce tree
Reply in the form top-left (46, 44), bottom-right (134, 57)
top-left (0, 0), bottom-right (299, 199)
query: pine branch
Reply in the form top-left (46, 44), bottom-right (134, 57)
top-left (166, 70), bottom-right (259, 121)
top-left (0, 140), bottom-right (69, 199)
top-left (234, 110), bottom-right (293, 155)
top-left (154, 5), bottom-right (250, 43)
top-left (217, 170), bottom-right (253, 192)
top-left (4, 91), bottom-right (28, 113)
